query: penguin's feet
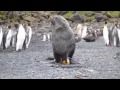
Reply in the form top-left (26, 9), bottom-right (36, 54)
top-left (105, 44), bottom-right (109, 46)
top-left (18, 49), bottom-right (22, 52)
top-left (16, 49), bottom-right (22, 52)
top-left (12, 46), bottom-right (15, 48)
top-left (3, 47), bottom-right (6, 50)
top-left (116, 45), bottom-right (119, 47)
top-left (26, 45), bottom-right (28, 49)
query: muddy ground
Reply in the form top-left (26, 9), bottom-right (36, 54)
top-left (0, 30), bottom-right (120, 79)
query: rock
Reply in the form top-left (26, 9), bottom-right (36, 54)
top-left (106, 14), bottom-right (112, 18)
top-left (0, 21), bottom-right (5, 25)
top-left (103, 12), bottom-right (112, 18)
top-left (56, 11), bottom-right (68, 15)
top-left (85, 12), bottom-right (95, 17)
top-left (95, 14), bottom-right (108, 22)
top-left (71, 13), bottom-right (84, 23)
top-left (93, 11), bottom-right (102, 13)
top-left (83, 35), bottom-right (96, 42)
top-left (40, 12), bottom-right (51, 20)
top-left (23, 16), bottom-right (35, 22)
top-left (72, 11), bottom-right (77, 14)
top-left (6, 11), bottom-right (14, 19)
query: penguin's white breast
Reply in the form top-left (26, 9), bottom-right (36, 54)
top-left (7, 30), bottom-right (12, 40)
top-left (17, 25), bottom-right (26, 38)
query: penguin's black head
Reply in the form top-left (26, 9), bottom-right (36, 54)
top-left (105, 21), bottom-right (107, 24)
top-left (8, 25), bottom-right (11, 29)
top-left (114, 20), bottom-right (118, 26)
top-left (10, 20), bottom-right (13, 23)
top-left (14, 23), bottom-right (19, 29)
top-left (28, 22), bottom-right (31, 26)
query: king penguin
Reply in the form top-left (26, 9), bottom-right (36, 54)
top-left (3, 25), bottom-right (13, 49)
top-left (117, 24), bottom-right (120, 46)
top-left (15, 23), bottom-right (26, 51)
top-left (42, 33), bottom-right (47, 41)
top-left (75, 24), bottom-right (83, 42)
top-left (82, 24), bottom-right (88, 39)
top-left (0, 26), bottom-right (3, 46)
top-left (24, 22), bottom-right (32, 49)
top-left (103, 21), bottom-right (109, 46)
top-left (112, 24), bottom-right (119, 47)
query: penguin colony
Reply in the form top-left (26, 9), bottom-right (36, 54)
top-left (42, 32), bottom-right (52, 41)
top-left (0, 22), bottom-right (32, 51)
top-left (75, 20), bottom-right (120, 46)
top-left (1, 15), bottom-right (120, 65)
top-left (75, 23), bottom-right (99, 42)
top-left (103, 21), bottom-right (120, 47)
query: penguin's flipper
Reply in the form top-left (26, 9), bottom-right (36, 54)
top-left (2, 30), bottom-right (8, 49)
top-left (23, 37), bottom-right (27, 50)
